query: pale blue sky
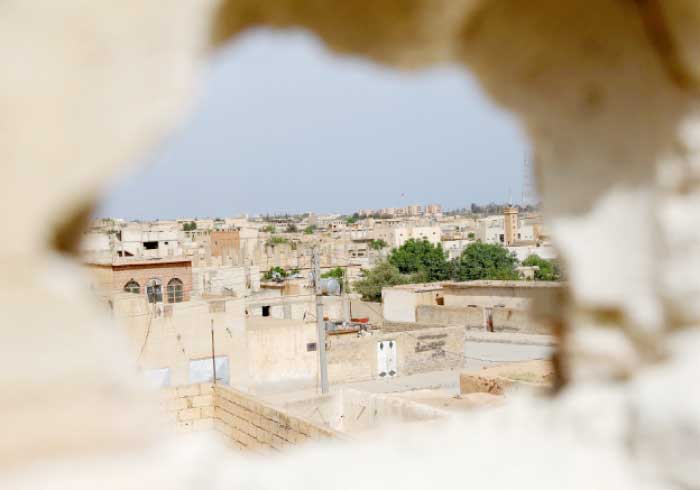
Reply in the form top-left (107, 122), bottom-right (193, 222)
top-left (99, 29), bottom-right (528, 220)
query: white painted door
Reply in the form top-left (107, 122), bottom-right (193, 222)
top-left (377, 341), bottom-right (388, 377)
top-left (377, 340), bottom-right (397, 378)
top-left (386, 340), bottom-right (397, 377)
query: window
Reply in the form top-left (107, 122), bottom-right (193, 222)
top-left (306, 342), bottom-right (317, 352)
top-left (167, 278), bottom-right (184, 303)
top-left (188, 356), bottom-right (230, 385)
top-left (262, 305), bottom-right (271, 317)
top-left (146, 278), bottom-right (163, 303)
top-left (124, 280), bottom-right (140, 294)
top-left (143, 241), bottom-right (159, 250)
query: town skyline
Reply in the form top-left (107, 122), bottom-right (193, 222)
top-left (96, 200), bottom-right (538, 222)
top-left (98, 30), bottom-right (528, 221)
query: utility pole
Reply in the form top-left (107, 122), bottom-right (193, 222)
top-left (313, 247), bottom-right (329, 394)
top-left (211, 319), bottom-right (217, 385)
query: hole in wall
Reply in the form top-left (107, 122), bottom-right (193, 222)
top-left (79, 28), bottom-right (557, 408)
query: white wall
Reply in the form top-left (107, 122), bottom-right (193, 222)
top-left (382, 288), bottom-right (418, 323)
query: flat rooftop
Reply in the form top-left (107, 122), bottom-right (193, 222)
top-left (86, 256), bottom-right (192, 267)
top-left (385, 280), bottom-right (562, 293)
top-left (441, 280), bottom-right (562, 289)
top-left (246, 317), bottom-right (312, 330)
top-left (384, 283), bottom-right (444, 292)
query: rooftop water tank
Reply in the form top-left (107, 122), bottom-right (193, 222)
top-left (320, 278), bottom-right (341, 296)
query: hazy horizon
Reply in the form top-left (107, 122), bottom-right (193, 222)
top-left (98, 29), bottom-right (529, 221)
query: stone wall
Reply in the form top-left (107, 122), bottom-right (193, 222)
top-left (415, 304), bottom-right (484, 328)
top-left (414, 305), bottom-right (550, 334)
top-left (160, 383), bottom-right (339, 451)
top-left (213, 385), bottom-right (339, 451)
top-left (161, 383), bottom-right (215, 434)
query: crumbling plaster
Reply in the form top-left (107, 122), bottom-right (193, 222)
top-left (2, 1), bottom-right (699, 489)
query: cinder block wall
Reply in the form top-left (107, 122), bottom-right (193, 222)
top-left (160, 383), bottom-right (340, 451)
top-left (161, 383), bottom-right (215, 433)
top-left (213, 385), bottom-right (339, 451)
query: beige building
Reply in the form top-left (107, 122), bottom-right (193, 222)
top-left (372, 223), bottom-right (441, 249)
top-left (407, 204), bottom-right (423, 216)
top-left (210, 230), bottom-right (240, 257)
top-left (477, 215), bottom-right (505, 244)
top-left (504, 206), bottom-right (519, 246)
top-left (112, 293), bottom-right (248, 387)
top-left (120, 222), bottom-right (182, 258)
top-left (382, 280), bottom-right (560, 334)
top-left (425, 203), bottom-right (442, 216)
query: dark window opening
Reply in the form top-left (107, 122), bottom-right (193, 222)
top-left (124, 280), bottom-right (140, 294)
top-left (143, 241), bottom-right (159, 250)
top-left (146, 278), bottom-right (163, 303)
top-left (306, 342), bottom-right (317, 352)
top-left (262, 305), bottom-right (271, 317)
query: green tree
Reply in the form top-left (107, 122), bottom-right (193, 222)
top-left (322, 267), bottom-right (348, 292)
top-left (262, 224), bottom-right (276, 233)
top-left (467, 232), bottom-right (476, 240)
top-left (321, 267), bottom-right (345, 279)
top-left (353, 261), bottom-right (415, 301)
top-left (286, 223), bottom-right (298, 233)
top-left (345, 213), bottom-right (360, 225)
top-left (521, 254), bottom-right (561, 281)
top-left (369, 239), bottom-right (388, 250)
top-left (182, 221), bottom-right (197, 231)
top-left (451, 243), bottom-right (519, 281)
top-left (266, 236), bottom-right (289, 247)
top-left (263, 266), bottom-right (287, 281)
top-left (388, 239), bottom-right (450, 281)
top-left (303, 225), bottom-right (316, 234)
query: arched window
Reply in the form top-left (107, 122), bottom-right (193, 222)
top-left (167, 278), bottom-right (183, 303)
top-left (146, 278), bottom-right (163, 304)
top-left (124, 280), bottom-right (140, 294)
